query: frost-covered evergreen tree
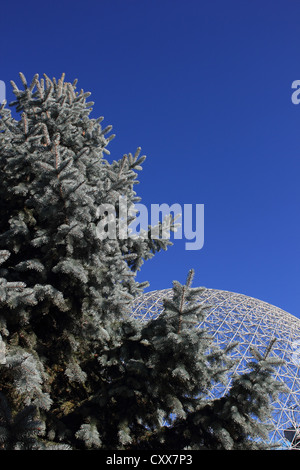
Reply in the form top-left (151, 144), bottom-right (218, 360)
top-left (0, 73), bottom-right (286, 450)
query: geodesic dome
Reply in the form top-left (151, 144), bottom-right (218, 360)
top-left (131, 287), bottom-right (300, 449)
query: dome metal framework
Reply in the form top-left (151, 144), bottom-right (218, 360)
top-left (131, 288), bottom-right (300, 449)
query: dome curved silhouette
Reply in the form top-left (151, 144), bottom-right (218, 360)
top-left (131, 287), bottom-right (300, 449)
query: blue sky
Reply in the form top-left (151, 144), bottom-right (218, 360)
top-left (1, 0), bottom-right (300, 316)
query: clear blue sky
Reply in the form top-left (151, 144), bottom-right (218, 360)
top-left (1, 0), bottom-right (300, 316)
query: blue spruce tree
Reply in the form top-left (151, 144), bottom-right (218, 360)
top-left (0, 73), bottom-right (285, 450)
